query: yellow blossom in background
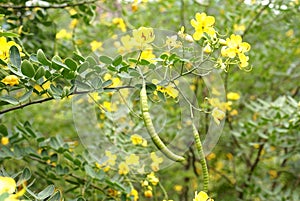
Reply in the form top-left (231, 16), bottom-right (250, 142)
top-left (153, 80), bottom-right (179, 99)
top-left (234, 24), bottom-right (246, 33)
top-left (0, 176), bottom-right (25, 200)
top-left (269, 170), bottom-right (278, 179)
top-left (0, 36), bottom-right (24, 62)
top-left (1, 75), bottom-right (19, 86)
top-left (193, 191), bottom-right (214, 201)
top-left (1, 137), bottom-right (9, 145)
top-left (227, 92), bottom-right (240, 100)
top-left (207, 98), bottom-right (232, 112)
top-left (105, 151), bottom-right (117, 166)
top-left (190, 12), bottom-right (216, 40)
top-left (129, 188), bottom-right (139, 201)
top-left (90, 40), bottom-right (103, 52)
top-left (206, 152), bottom-right (216, 160)
top-left (150, 152), bottom-right (163, 171)
top-left (125, 154), bottom-right (140, 165)
top-left (226, 153), bottom-right (233, 160)
top-left (212, 107), bottom-right (225, 125)
top-left (285, 29), bottom-right (294, 37)
top-left (56, 29), bottom-right (72, 39)
top-left (133, 26), bottom-right (155, 44)
top-left (118, 162), bottom-right (129, 175)
top-left (147, 172), bottom-right (159, 185)
top-left (144, 190), bottom-right (153, 198)
top-left (88, 92), bottom-right (101, 103)
top-left (34, 81), bottom-right (51, 93)
top-left (130, 134), bottom-right (147, 146)
top-left (174, 185), bottom-right (183, 192)
top-left (69, 19), bottom-right (78, 29)
top-left (102, 101), bottom-right (117, 112)
top-left (112, 18), bottom-right (127, 32)
top-left (230, 109), bottom-right (238, 116)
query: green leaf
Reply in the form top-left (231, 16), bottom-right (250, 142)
top-left (21, 60), bottom-right (35, 78)
top-left (84, 165), bottom-right (96, 178)
top-left (0, 32), bottom-right (19, 37)
top-left (34, 67), bottom-right (45, 80)
top-left (139, 59), bottom-right (150, 65)
top-left (102, 79), bottom-right (112, 88)
top-left (0, 193), bottom-right (9, 200)
top-left (99, 55), bottom-right (112, 64)
top-left (65, 58), bottom-right (77, 71)
top-left (37, 49), bottom-right (51, 66)
top-left (86, 56), bottom-right (97, 67)
top-left (78, 61), bottom-right (89, 73)
top-left (9, 46), bottom-right (21, 68)
top-left (37, 185), bottom-right (55, 200)
top-left (73, 52), bottom-right (85, 62)
top-left (112, 55), bottom-right (123, 66)
top-left (19, 89), bottom-right (33, 102)
top-left (0, 95), bottom-right (19, 105)
top-left (18, 167), bottom-right (31, 184)
top-left (0, 124), bottom-right (8, 136)
top-left (47, 190), bottom-right (62, 201)
top-left (51, 55), bottom-right (69, 70)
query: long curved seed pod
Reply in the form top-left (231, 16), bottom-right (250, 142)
top-left (192, 123), bottom-right (209, 192)
top-left (140, 82), bottom-right (185, 162)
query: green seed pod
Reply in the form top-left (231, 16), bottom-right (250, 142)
top-left (140, 82), bottom-right (185, 162)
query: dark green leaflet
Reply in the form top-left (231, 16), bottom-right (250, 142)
top-left (192, 123), bottom-right (209, 192)
top-left (140, 82), bottom-right (185, 162)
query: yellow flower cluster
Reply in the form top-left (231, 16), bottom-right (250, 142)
top-left (221, 34), bottom-right (251, 69)
top-left (95, 151), bottom-right (117, 172)
top-left (1, 75), bottom-right (19, 86)
top-left (0, 176), bottom-right (25, 201)
top-left (56, 29), bottom-right (72, 39)
top-left (152, 79), bottom-right (179, 99)
top-left (0, 36), bottom-right (24, 63)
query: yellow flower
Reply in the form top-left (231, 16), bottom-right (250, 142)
top-left (221, 34), bottom-right (250, 58)
top-left (144, 190), bottom-right (153, 198)
top-left (269, 170), bottom-right (278, 179)
top-left (206, 152), bottom-right (216, 160)
top-left (0, 37), bottom-right (24, 62)
top-left (140, 49), bottom-right (156, 63)
top-left (131, 134), bottom-right (143, 145)
top-left (105, 151), bottom-right (117, 166)
top-left (234, 24), bottom-right (246, 33)
top-left (150, 152), bottom-right (163, 171)
top-left (1, 137), bottom-right (9, 145)
top-left (118, 162), bottom-right (129, 175)
top-left (174, 185), bottom-right (183, 192)
top-left (129, 188), bottom-right (139, 201)
top-left (166, 35), bottom-right (182, 49)
top-left (69, 19), bottom-right (78, 29)
top-left (112, 18), bottom-right (127, 32)
top-left (229, 109), bottom-right (238, 116)
top-left (0, 176), bottom-right (25, 201)
top-left (125, 154), bottom-right (140, 166)
top-left (212, 107), bottom-right (225, 125)
top-left (193, 191), bottom-right (214, 201)
top-left (90, 40), bottom-right (103, 52)
top-left (238, 53), bottom-right (249, 68)
top-left (227, 92), bottom-right (240, 100)
top-left (56, 29), bottom-right (72, 39)
top-left (178, 26), bottom-right (193, 42)
top-left (132, 27), bottom-right (155, 44)
top-left (147, 172), bottom-right (159, 186)
top-left (190, 12), bottom-right (216, 40)
top-left (1, 75), bottom-right (19, 86)
top-left (102, 101), bottom-right (117, 112)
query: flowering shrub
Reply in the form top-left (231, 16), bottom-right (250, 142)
top-left (0, 0), bottom-right (299, 201)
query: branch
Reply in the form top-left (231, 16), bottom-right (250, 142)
top-left (242, 1), bottom-right (272, 37)
top-left (0, 0), bottom-right (98, 9)
top-left (0, 85), bottom-right (135, 115)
